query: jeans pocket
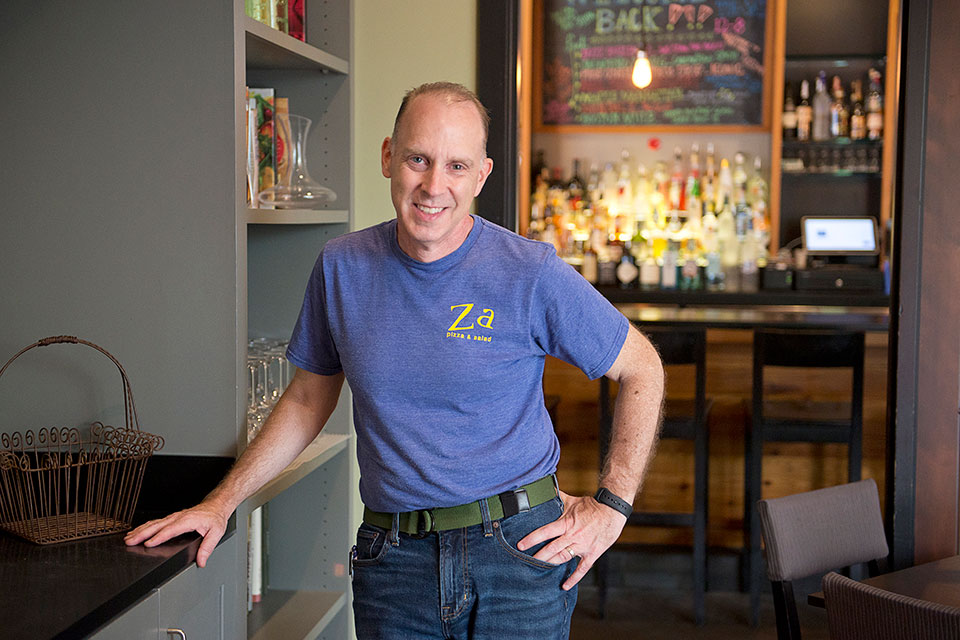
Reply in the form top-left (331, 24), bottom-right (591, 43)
top-left (493, 497), bottom-right (566, 570)
top-left (352, 522), bottom-right (390, 569)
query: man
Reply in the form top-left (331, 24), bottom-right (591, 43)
top-left (126, 82), bottom-right (663, 639)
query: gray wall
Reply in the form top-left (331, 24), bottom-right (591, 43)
top-left (1, 1), bottom-right (239, 455)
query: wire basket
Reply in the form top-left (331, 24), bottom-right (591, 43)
top-left (0, 336), bottom-right (164, 544)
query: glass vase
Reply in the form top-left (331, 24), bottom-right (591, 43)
top-left (258, 113), bottom-right (336, 209)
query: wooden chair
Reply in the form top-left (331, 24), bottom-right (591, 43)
top-left (597, 326), bottom-right (713, 625)
top-left (823, 571), bottom-right (960, 639)
top-left (757, 479), bottom-right (888, 640)
top-left (746, 329), bottom-right (866, 625)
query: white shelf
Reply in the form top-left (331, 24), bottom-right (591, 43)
top-left (246, 208), bottom-right (349, 225)
top-left (244, 17), bottom-right (348, 73)
top-left (247, 433), bottom-right (349, 510)
top-left (248, 589), bottom-right (346, 640)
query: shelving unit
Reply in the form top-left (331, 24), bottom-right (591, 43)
top-left (247, 208), bottom-right (350, 225)
top-left (248, 432), bottom-right (350, 510)
top-left (237, 2), bottom-right (354, 638)
top-left (767, 0), bottom-right (900, 251)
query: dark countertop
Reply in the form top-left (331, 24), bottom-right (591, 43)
top-left (615, 303), bottom-right (890, 332)
top-left (597, 285), bottom-right (890, 308)
top-left (0, 455), bottom-right (235, 640)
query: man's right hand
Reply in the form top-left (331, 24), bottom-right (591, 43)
top-left (124, 501), bottom-right (229, 568)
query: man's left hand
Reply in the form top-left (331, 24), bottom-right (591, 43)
top-left (516, 490), bottom-right (627, 590)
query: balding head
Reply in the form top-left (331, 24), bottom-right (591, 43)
top-left (391, 82), bottom-right (490, 155)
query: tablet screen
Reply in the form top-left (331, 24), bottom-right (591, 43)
top-left (802, 217), bottom-right (878, 254)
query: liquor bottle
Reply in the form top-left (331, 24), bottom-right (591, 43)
top-left (616, 240), bottom-right (639, 289)
top-left (717, 197), bottom-right (739, 292)
top-left (650, 160), bottom-right (669, 215)
top-left (581, 243), bottom-right (598, 284)
top-left (739, 219), bottom-right (759, 293)
top-left (640, 241), bottom-right (660, 291)
top-left (830, 76), bottom-right (850, 138)
top-left (701, 202), bottom-right (723, 290)
top-left (549, 166), bottom-right (564, 189)
top-left (732, 151), bottom-right (748, 204)
top-left (782, 82), bottom-right (797, 139)
top-left (796, 79), bottom-right (813, 141)
top-left (616, 150), bottom-right (634, 222)
top-left (685, 143), bottom-right (701, 212)
top-left (746, 156), bottom-right (768, 211)
top-left (702, 142), bottom-right (716, 207)
top-left (812, 71), bottom-right (832, 141)
top-left (586, 162), bottom-right (601, 206)
top-left (866, 68), bottom-right (884, 140)
top-left (601, 162), bottom-right (618, 205)
top-left (661, 240), bottom-right (679, 290)
top-left (849, 80), bottom-right (867, 141)
top-left (567, 159), bottom-right (586, 208)
top-left (679, 237), bottom-right (702, 291)
top-left (668, 146), bottom-right (685, 212)
top-left (716, 157), bottom-right (733, 212)
top-left (633, 164), bottom-right (652, 233)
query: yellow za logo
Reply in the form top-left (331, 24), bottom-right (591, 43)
top-left (448, 303), bottom-right (495, 331)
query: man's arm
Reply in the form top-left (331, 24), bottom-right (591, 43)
top-left (517, 323), bottom-right (663, 590)
top-left (124, 368), bottom-right (345, 567)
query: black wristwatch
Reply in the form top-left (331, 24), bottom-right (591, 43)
top-left (594, 487), bottom-right (632, 518)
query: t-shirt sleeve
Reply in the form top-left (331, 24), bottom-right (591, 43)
top-left (286, 250), bottom-right (343, 376)
top-left (530, 251), bottom-right (629, 380)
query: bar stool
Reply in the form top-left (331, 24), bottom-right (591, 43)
top-left (597, 325), bottom-right (713, 626)
top-left (745, 329), bottom-right (865, 626)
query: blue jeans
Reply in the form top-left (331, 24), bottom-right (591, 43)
top-left (351, 496), bottom-right (578, 639)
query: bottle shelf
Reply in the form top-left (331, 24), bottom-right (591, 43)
top-left (246, 208), bottom-right (349, 225)
top-left (784, 53), bottom-right (886, 64)
top-left (781, 170), bottom-right (881, 179)
top-left (244, 16), bottom-right (348, 73)
top-left (248, 588), bottom-right (346, 640)
top-left (782, 138), bottom-right (882, 149)
top-left (247, 433), bottom-right (350, 510)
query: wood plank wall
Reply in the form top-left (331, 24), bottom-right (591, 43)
top-left (548, 329), bottom-right (889, 550)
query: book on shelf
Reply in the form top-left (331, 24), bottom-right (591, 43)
top-left (275, 97), bottom-right (290, 188)
top-left (247, 88), bottom-right (276, 203)
top-left (246, 0), bottom-right (294, 36)
top-left (289, 0), bottom-right (305, 41)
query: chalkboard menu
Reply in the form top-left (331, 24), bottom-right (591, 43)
top-left (537, 0), bottom-right (771, 129)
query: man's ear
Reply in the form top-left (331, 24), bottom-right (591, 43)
top-left (381, 137), bottom-right (392, 178)
top-left (474, 157), bottom-right (494, 197)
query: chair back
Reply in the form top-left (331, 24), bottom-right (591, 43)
top-left (823, 571), bottom-right (960, 639)
top-left (758, 479), bottom-right (888, 640)
top-left (759, 478), bottom-right (888, 583)
top-left (641, 326), bottom-right (707, 439)
top-left (755, 329), bottom-right (865, 369)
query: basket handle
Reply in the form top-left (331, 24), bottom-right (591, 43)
top-left (0, 335), bottom-right (142, 432)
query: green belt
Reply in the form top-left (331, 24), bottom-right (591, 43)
top-left (363, 474), bottom-right (559, 535)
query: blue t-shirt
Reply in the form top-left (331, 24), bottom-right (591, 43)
top-left (287, 215), bottom-right (628, 512)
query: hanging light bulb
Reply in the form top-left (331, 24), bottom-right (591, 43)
top-left (632, 49), bottom-right (652, 89)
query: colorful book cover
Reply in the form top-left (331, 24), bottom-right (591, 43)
top-left (274, 97), bottom-right (290, 187)
top-left (247, 88), bottom-right (276, 194)
top-left (289, 0), bottom-right (305, 41)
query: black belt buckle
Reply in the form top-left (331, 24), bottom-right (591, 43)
top-left (411, 509), bottom-right (434, 538)
top-left (499, 488), bottom-right (531, 518)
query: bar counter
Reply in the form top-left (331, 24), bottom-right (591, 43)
top-left (0, 455), bottom-right (234, 640)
